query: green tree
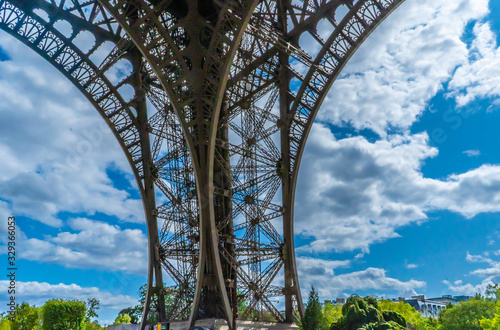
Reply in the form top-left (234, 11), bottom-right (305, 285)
top-left (10, 302), bottom-right (40, 330)
top-left (379, 300), bottom-right (417, 323)
top-left (486, 284), bottom-right (500, 301)
top-left (302, 286), bottom-right (323, 330)
top-left (85, 298), bottom-right (100, 321)
top-left (0, 313), bottom-right (13, 330)
top-left (424, 317), bottom-right (438, 329)
top-left (134, 284), bottom-right (158, 325)
top-left (84, 298), bottom-right (101, 329)
top-left (379, 299), bottom-right (436, 330)
top-left (331, 295), bottom-right (406, 330)
top-left (235, 291), bottom-right (275, 321)
top-left (322, 303), bottom-right (342, 329)
top-left (86, 320), bottom-right (104, 330)
top-left (480, 302), bottom-right (500, 329)
top-left (119, 307), bottom-right (140, 324)
top-left (131, 284), bottom-right (183, 325)
top-left (41, 299), bottom-right (87, 330)
top-left (0, 321), bottom-right (12, 330)
top-left (437, 296), bottom-right (495, 330)
top-left (114, 314), bottom-right (132, 324)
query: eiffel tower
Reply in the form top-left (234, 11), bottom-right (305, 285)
top-left (0, 0), bottom-right (404, 328)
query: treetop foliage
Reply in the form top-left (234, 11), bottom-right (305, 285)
top-left (41, 299), bottom-right (87, 330)
top-left (331, 295), bottom-right (406, 330)
top-left (302, 286), bottom-right (323, 330)
top-left (114, 314), bottom-right (132, 325)
top-left (437, 295), bottom-right (496, 330)
top-left (0, 298), bottom-right (103, 330)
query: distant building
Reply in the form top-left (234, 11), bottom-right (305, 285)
top-left (452, 295), bottom-right (471, 301)
top-left (335, 298), bottom-right (346, 305)
top-left (404, 295), bottom-right (471, 318)
top-left (387, 297), bottom-right (405, 302)
top-left (323, 298), bottom-right (346, 306)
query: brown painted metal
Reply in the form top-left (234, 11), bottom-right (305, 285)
top-left (1, 0), bottom-right (405, 328)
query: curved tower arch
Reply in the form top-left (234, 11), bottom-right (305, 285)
top-left (1, 0), bottom-right (406, 329)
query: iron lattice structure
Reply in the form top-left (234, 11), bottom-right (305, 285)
top-left (1, 0), bottom-right (404, 328)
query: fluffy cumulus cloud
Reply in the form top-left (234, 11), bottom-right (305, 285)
top-left (20, 218), bottom-right (148, 274)
top-left (0, 32), bottom-right (143, 227)
top-left (293, 0), bottom-right (500, 255)
top-left (448, 22), bottom-right (500, 107)
top-left (0, 280), bottom-right (136, 310)
top-left (296, 124), bottom-right (500, 252)
top-left (318, 0), bottom-right (489, 135)
top-left (443, 277), bottom-right (495, 296)
top-left (296, 126), bottom-right (431, 252)
top-left (297, 257), bottom-right (426, 298)
top-left (465, 252), bottom-right (500, 278)
top-left (297, 257), bottom-right (351, 277)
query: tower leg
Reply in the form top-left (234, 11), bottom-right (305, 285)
top-left (278, 0), bottom-right (304, 321)
top-left (130, 53), bottom-right (166, 329)
top-left (189, 163), bottom-right (234, 328)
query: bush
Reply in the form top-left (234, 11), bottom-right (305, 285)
top-left (114, 314), bottom-right (132, 324)
top-left (41, 299), bottom-right (87, 330)
top-left (11, 302), bottom-right (40, 330)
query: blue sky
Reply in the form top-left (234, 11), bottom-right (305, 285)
top-left (2, 0), bottom-right (500, 326)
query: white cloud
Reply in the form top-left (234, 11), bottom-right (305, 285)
top-left (463, 149), bottom-right (481, 157)
top-left (297, 257), bottom-right (351, 277)
top-left (296, 124), bottom-right (500, 252)
top-left (20, 218), bottom-right (148, 274)
top-left (466, 252), bottom-right (500, 277)
top-left (297, 259), bottom-right (426, 299)
top-left (442, 251), bottom-right (500, 297)
top-left (442, 252), bottom-right (500, 297)
top-left (296, 125), bottom-right (433, 252)
top-left (405, 263), bottom-right (419, 269)
top-left (448, 22), bottom-right (500, 108)
top-left (0, 280), bottom-right (137, 310)
top-left (0, 31), bottom-right (144, 227)
top-left (0, 200), bottom-right (12, 235)
top-left (291, 0), bottom-right (500, 255)
top-left (318, 0), bottom-right (490, 135)
top-left (443, 277), bottom-right (495, 296)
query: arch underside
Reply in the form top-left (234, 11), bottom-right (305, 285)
top-left (2, 0), bottom-right (405, 328)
